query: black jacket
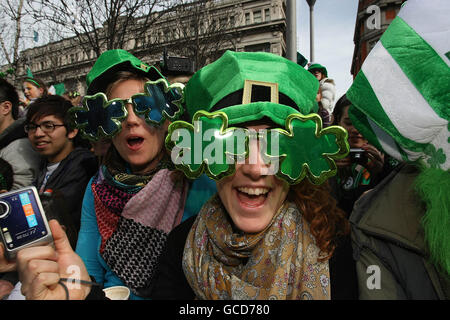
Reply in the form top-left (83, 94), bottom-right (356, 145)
top-left (35, 147), bottom-right (97, 248)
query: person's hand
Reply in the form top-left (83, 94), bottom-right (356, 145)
top-left (362, 143), bottom-right (384, 176)
top-left (16, 219), bottom-right (91, 300)
top-left (0, 243), bottom-right (16, 273)
top-left (0, 279), bottom-right (14, 299)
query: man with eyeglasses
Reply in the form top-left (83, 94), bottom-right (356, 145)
top-left (24, 95), bottom-right (97, 250)
top-left (2, 95), bottom-right (97, 300)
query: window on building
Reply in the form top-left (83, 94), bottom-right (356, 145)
top-left (230, 15), bottom-right (235, 27)
top-left (244, 43), bottom-right (270, 53)
top-left (265, 8), bottom-right (270, 21)
top-left (219, 17), bottom-right (227, 28)
top-left (245, 12), bottom-right (251, 25)
top-left (253, 10), bottom-right (262, 23)
top-left (200, 22), bottom-right (205, 34)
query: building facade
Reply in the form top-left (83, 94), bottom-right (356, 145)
top-left (351, 0), bottom-right (406, 78)
top-left (15, 0), bottom-right (287, 95)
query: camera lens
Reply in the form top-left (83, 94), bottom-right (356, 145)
top-left (0, 201), bottom-right (10, 218)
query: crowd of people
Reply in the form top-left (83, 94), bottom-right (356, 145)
top-left (0, 0), bottom-right (448, 301)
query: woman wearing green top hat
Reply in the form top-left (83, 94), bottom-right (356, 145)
top-left (148, 51), bottom-right (357, 300)
top-left (12, 50), bottom-right (356, 300)
top-left (6, 49), bottom-right (216, 300)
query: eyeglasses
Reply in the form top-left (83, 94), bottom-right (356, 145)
top-left (24, 121), bottom-right (66, 133)
top-left (69, 79), bottom-right (184, 141)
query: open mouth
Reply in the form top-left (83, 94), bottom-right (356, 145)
top-left (126, 136), bottom-right (144, 150)
top-left (236, 186), bottom-right (270, 207)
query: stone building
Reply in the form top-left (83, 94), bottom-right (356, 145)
top-left (15, 0), bottom-right (287, 95)
top-left (351, 0), bottom-right (406, 78)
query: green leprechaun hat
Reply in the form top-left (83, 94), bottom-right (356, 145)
top-left (183, 50), bottom-right (320, 126)
top-left (86, 49), bottom-right (164, 95)
top-left (166, 50), bottom-right (349, 185)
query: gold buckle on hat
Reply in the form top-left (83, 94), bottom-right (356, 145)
top-left (242, 80), bottom-right (279, 104)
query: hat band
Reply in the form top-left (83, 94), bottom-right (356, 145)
top-left (210, 88), bottom-right (299, 113)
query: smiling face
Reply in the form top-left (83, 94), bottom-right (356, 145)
top-left (23, 81), bottom-right (44, 101)
top-left (216, 124), bottom-right (289, 233)
top-left (109, 79), bottom-right (167, 174)
top-left (27, 114), bottom-right (77, 163)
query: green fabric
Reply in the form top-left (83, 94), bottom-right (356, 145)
top-left (184, 50), bottom-right (319, 123)
top-left (26, 68), bottom-right (33, 78)
top-left (53, 83), bottom-right (65, 96)
top-left (415, 167), bottom-right (450, 277)
top-left (347, 71), bottom-right (429, 154)
top-left (381, 17), bottom-right (450, 121)
top-left (223, 102), bottom-right (300, 127)
top-left (86, 49), bottom-right (163, 94)
top-left (297, 52), bottom-right (308, 67)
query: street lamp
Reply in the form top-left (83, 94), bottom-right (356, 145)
top-left (286, 0), bottom-right (297, 62)
top-left (306, 0), bottom-right (317, 62)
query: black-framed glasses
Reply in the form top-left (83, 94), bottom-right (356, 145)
top-left (24, 121), bottom-right (66, 133)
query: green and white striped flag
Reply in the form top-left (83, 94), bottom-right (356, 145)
top-left (347, 0), bottom-right (450, 170)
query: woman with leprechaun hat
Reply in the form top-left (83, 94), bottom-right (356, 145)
top-left (4, 49), bottom-right (216, 300)
top-left (149, 50), bottom-right (356, 300)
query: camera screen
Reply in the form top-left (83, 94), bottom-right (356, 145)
top-left (0, 189), bottom-right (48, 250)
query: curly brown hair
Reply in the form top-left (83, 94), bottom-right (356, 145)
top-left (288, 179), bottom-right (350, 261)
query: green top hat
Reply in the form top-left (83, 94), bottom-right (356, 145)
top-left (184, 50), bottom-right (319, 127)
top-left (308, 63), bottom-right (328, 78)
top-left (86, 49), bottom-right (163, 95)
top-left (166, 51), bottom-right (349, 185)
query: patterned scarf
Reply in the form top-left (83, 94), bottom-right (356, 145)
top-left (92, 147), bottom-right (188, 296)
top-left (183, 194), bottom-right (331, 300)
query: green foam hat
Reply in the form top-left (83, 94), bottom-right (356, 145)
top-left (184, 50), bottom-right (319, 126)
top-left (166, 51), bottom-right (349, 185)
top-left (86, 49), bottom-right (163, 95)
top-left (308, 63), bottom-right (328, 78)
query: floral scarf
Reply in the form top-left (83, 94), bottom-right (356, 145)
top-left (92, 147), bottom-right (188, 296)
top-left (182, 194), bottom-right (331, 300)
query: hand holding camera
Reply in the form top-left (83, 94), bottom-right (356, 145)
top-left (17, 219), bottom-right (92, 300)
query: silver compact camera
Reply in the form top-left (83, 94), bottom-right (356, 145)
top-left (0, 186), bottom-right (53, 260)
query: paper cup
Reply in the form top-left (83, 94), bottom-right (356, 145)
top-left (103, 286), bottom-right (130, 300)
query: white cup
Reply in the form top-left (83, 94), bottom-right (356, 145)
top-left (103, 286), bottom-right (130, 300)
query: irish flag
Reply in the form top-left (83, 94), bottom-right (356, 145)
top-left (347, 0), bottom-right (450, 170)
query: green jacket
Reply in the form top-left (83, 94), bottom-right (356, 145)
top-left (350, 164), bottom-right (449, 299)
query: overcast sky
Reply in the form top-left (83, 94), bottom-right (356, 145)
top-left (296, 0), bottom-right (359, 104)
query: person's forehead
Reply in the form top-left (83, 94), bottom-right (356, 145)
top-left (31, 114), bottom-right (63, 123)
